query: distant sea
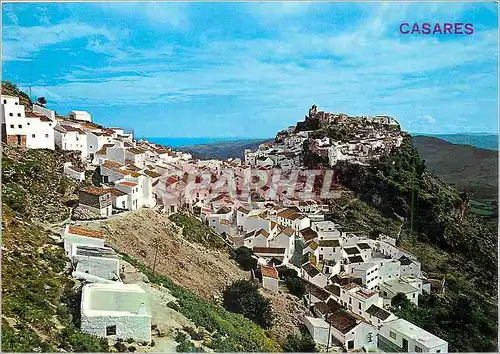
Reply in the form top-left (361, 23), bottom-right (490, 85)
top-left (142, 137), bottom-right (255, 148)
top-left (143, 134), bottom-right (499, 151)
top-left (412, 133), bottom-right (498, 150)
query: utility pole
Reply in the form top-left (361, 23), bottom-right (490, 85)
top-left (326, 310), bottom-right (332, 352)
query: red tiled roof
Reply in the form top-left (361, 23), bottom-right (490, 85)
top-left (67, 225), bottom-right (104, 239)
top-left (261, 265), bottom-right (279, 279)
top-left (80, 186), bottom-right (110, 196)
top-left (118, 181), bottom-right (138, 187)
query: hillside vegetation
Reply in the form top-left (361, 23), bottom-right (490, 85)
top-left (323, 135), bottom-right (497, 352)
top-left (1, 143), bottom-right (110, 352)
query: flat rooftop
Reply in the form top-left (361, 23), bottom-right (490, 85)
top-left (384, 318), bottom-right (447, 348)
top-left (82, 283), bottom-right (150, 316)
top-left (75, 245), bottom-right (118, 259)
top-left (381, 279), bottom-right (418, 294)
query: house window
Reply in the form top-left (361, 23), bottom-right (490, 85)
top-left (413, 293), bottom-right (415, 298)
top-left (436, 350), bottom-right (441, 353)
top-left (106, 325), bottom-right (117, 336)
top-left (49, 123), bottom-right (52, 126)
top-left (358, 303), bottom-right (361, 310)
top-left (27, 122), bottom-right (30, 126)
top-left (9, 113), bottom-right (13, 116)
top-left (347, 340), bottom-right (354, 349)
top-left (415, 345), bottom-right (423, 352)
top-left (349, 298), bottom-right (352, 304)
top-left (3, 100), bottom-right (6, 104)
top-left (389, 331), bottom-right (396, 339)
top-left (32, 134), bottom-right (35, 138)
top-left (18, 125), bottom-right (22, 128)
top-left (45, 134), bottom-right (49, 138)
top-left (17, 113), bottom-right (21, 117)
top-left (9, 124), bottom-right (14, 128)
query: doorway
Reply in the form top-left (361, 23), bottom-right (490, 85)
top-left (402, 338), bottom-right (408, 351)
top-left (106, 325), bottom-right (116, 336)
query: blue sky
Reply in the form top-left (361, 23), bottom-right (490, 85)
top-left (2, 2), bottom-right (498, 138)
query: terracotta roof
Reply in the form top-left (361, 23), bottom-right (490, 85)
top-left (256, 229), bottom-right (270, 238)
top-left (118, 181), bottom-right (138, 187)
top-left (306, 282), bottom-right (330, 301)
top-left (26, 111), bottom-right (53, 122)
top-left (66, 165), bottom-right (85, 173)
top-left (302, 262), bottom-right (320, 278)
top-left (67, 225), bottom-right (104, 239)
top-left (325, 283), bottom-right (341, 297)
top-left (356, 288), bottom-right (377, 299)
top-left (253, 247), bottom-right (286, 254)
top-left (59, 124), bottom-right (85, 134)
top-left (261, 265), bottom-right (279, 279)
top-left (366, 305), bottom-right (392, 320)
top-left (109, 188), bottom-right (127, 197)
top-left (95, 144), bottom-right (114, 155)
top-left (277, 208), bottom-right (300, 220)
top-left (126, 164), bottom-right (141, 171)
top-left (216, 206), bottom-right (231, 214)
top-left (300, 227), bottom-right (318, 242)
top-left (143, 169), bottom-right (161, 178)
top-left (327, 309), bottom-right (364, 334)
top-left (80, 186), bottom-right (110, 196)
top-left (127, 147), bottom-right (146, 155)
top-left (237, 206), bottom-right (249, 214)
top-left (103, 160), bottom-right (124, 169)
top-left (278, 226), bottom-right (295, 237)
top-left (306, 240), bottom-right (319, 251)
top-left (319, 239), bottom-right (341, 248)
top-left (92, 131), bottom-right (112, 137)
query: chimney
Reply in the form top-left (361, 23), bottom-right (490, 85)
top-left (137, 302), bottom-right (148, 315)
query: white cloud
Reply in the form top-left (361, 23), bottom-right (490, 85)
top-left (2, 23), bottom-right (116, 61)
top-left (423, 115), bottom-right (436, 123)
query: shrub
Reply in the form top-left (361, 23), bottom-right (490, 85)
top-left (285, 275), bottom-right (306, 298)
top-left (128, 346), bottom-right (137, 352)
top-left (233, 246), bottom-right (257, 271)
top-left (283, 326), bottom-right (317, 352)
top-left (176, 339), bottom-right (197, 353)
top-left (114, 342), bottom-right (128, 352)
top-left (167, 301), bottom-right (181, 311)
top-left (222, 279), bottom-right (274, 329)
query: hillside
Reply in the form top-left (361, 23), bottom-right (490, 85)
top-left (413, 135), bottom-right (498, 201)
top-left (1, 145), bottom-right (109, 352)
top-left (414, 133), bottom-right (498, 150)
top-left (178, 138), bottom-right (273, 160)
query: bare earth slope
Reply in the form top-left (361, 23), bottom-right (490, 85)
top-left (81, 209), bottom-right (248, 300)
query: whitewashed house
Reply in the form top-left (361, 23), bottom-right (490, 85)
top-left (379, 279), bottom-right (420, 306)
top-left (269, 225), bottom-right (295, 254)
top-left (63, 162), bottom-right (86, 181)
top-left (326, 309), bottom-right (378, 351)
top-left (302, 262), bottom-right (328, 288)
top-left (63, 225), bottom-right (105, 255)
top-left (69, 110), bottom-right (92, 122)
top-left (261, 265), bottom-right (279, 293)
top-left (304, 316), bottom-right (330, 346)
top-left (115, 181), bottom-right (140, 210)
top-left (80, 283), bottom-right (151, 343)
top-left (54, 124), bottom-right (88, 159)
top-left (379, 318), bottom-right (448, 353)
top-left (71, 244), bottom-right (120, 281)
top-left (109, 188), bottom-right (129, 210)
top-left (79, 186), bottom-right (113, 217)
top-left (1, 95), bottom-right (55, 149)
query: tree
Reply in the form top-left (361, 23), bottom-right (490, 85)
top-left (285, 276), bottom-right (306, 298)
top-left (390, 292), bottom-right (413, 310)
top-left (233, 246), bottom-right (257, 271)
top-left (283, 326), bottom-right (317, 352)
top-left (37, 97), bottom-right (47, 106)
top-left (222, 279), bottom-right (274, 329)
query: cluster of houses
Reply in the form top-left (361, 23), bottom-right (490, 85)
top-left (2, 94), bottom-right (448, 352)
top-left (63, 225), bottom-right (152, 343)
top-left (245, 105), bottom-right (404, 168)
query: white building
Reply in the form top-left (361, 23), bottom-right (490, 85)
top-left (71, 244), bottom-right (120, 281)
top-left (55, 124), bottom-right (88, 159)
top-left (63, 163), bottom-right (86, 181)
top-left (69, 110), bottom-right (92, 122)
top-left (379, 318), bottom-right (448, 353)
top-left (379, 279), bottom-right (420, 306)
top-left (327, 309), bottom-right (378, 351)
top-left (304, 316), bottom-right (331, 346)
top-left (261, 265), bottom-right (279, 293)
top-left (80, 283), bottom-right (151, 343)
top-left (1, 95), bottom-right (55, 149)
top-left (63, 225), bottom-right (105, 256)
